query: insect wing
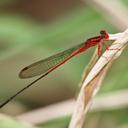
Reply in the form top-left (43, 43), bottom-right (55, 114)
top-left (19, 43), bottom-right (85, 78)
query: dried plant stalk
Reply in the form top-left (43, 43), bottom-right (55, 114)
top-left (69, 57), bottom-right (112, 128)
top-left (79, 49), bottom-right (98, 86)
top-left (69, 29), bottom-right (128, 128)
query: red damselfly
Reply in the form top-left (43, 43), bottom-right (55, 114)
top-left (0, 30), bottom-right (109, 108)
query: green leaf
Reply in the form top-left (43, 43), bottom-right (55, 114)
top-left (0, 114), bottom-right (37, 128)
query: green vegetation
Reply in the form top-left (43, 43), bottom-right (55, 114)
top-left (0, 1), bottom-right (128, 128)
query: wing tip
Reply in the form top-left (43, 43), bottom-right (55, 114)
top-left (19, 67), bottom-right (29, 79)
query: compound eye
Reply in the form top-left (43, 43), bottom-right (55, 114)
top-left (100, 30), bottom-right (105, 35)
top-left (100, 30), bottom-right (107, 38)
top-left (100, 30), bottom-right (109, 40)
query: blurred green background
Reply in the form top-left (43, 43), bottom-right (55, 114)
top-left (0, 0), bottom-right (128, 128)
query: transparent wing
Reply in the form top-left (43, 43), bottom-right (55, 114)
top-left (19, 42), bottom-right (85, 78)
